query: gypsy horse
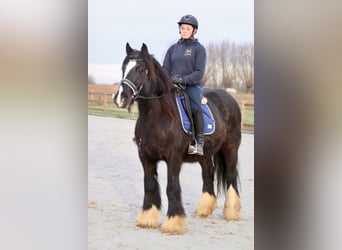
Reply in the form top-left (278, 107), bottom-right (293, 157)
top-left (113, 43), bottom-right (242, 234)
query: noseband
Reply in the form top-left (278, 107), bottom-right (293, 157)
top-left (120, 77), bottom-right (166, 100)
top-left (120, 78), bottom-right (143, 99)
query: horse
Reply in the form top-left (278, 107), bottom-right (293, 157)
top-left (113, 43), bottom-right (242, 234)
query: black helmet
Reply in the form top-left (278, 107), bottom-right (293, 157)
top-left (177, 15), bottom-right (198, 29)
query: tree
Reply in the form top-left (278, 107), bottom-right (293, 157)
top-left (236, 42), bottom-right (254, 93)
top-left (203, 40), bottom-right (254, 93)
top-left (203, 42), bottom-right (219, 88)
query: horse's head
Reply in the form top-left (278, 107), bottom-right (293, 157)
top-left (113, 42), bottom-right (170, 110)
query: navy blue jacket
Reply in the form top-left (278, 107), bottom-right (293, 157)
top-left (163, 39), bottom-right (206, 86)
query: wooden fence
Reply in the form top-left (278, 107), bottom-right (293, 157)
top-left (240, 101), bottom-right (254, 133)
top-left (88, 92), bottom-right (113, 111)
top-left (88, 92), bottom-right (254, 133)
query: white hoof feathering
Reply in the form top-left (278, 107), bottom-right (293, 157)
top-left (223, 185), bottom-right (241, 221)
top-left (136, 205), bottom-right (160, 228)
top-left (195, 192), bottom-right (216, 217)
top-left (161, 215), bottom-right (187, 234)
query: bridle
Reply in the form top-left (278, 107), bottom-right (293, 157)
top-left (120, 78), bottom-right (166, 100)
top-left (120, 78), bottom-right (143, 100)
top-left (120, 60), bottom-right (166, 100)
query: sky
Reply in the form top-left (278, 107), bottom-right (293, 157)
top-left (88, 0), bottom-right (254, 84)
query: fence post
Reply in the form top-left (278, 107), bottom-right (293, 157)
top-left (241, 101), bottom-right (245, 130)
top-left (104, 93), bottom-right (107, 112)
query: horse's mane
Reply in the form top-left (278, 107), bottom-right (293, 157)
top-left (150, 57), bottom-right (171, 92)
top-left (143, 53), bottom-right (177, 121)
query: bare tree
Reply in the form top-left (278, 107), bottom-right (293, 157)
top-left (203, 42), bottom-right (219, 87)
top-left (236, 42), bottom-right (254, 93)
top-left (220, 41), bottom-right (230, 88)
top-left (203, 40), bottom-right (254, 93)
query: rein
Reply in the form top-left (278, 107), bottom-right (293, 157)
top-left (121, 78), bottom-right (166, 100)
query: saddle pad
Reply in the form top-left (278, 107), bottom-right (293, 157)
top-left (175, 94), bottom-right (215, 135)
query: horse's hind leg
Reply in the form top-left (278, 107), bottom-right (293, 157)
top-left (195, 159), bottom-right (216, 217)
top-left (224, 182), bottom-right (241, 221)
top-left (136, 159), bottom-right (161, 228)
top-left (221, 136), bottom-right (241, 221)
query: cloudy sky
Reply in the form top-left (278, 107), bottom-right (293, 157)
top-left (88, 0), bottom-right (254, 84)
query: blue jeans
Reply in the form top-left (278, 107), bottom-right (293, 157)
top-left (185, 84), bottom-right (203, 114)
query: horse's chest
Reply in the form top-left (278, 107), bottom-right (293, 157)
top-left (135, 121), bottom-right (168, 141)
top-left (135, 121), bottom-right (179, 159)
top-left (135, 129), bottom-right (169, 156)
top-left (136, 137), bottom-right (168, 159)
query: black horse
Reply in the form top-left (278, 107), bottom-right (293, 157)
top-left (113, 43), bottom-right (242, 234)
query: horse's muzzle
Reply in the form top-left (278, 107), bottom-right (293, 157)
top-left (112, 89), bottom-right (125, 108)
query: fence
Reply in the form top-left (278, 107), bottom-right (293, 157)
top-left (88, 92), bottom-right (254, 133)
top-left (88, 92), bottom-right (113, 112)
top-left (240, 101), bottom-right (254, 133)
top-left (88, 92), bottom-right (140, 118)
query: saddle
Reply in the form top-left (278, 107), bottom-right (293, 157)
top-left (174, 89), bottom-right (215, 135)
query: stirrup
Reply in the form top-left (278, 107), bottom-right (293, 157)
top-left (188, 144), bottom-right (204, 155)
top-left (187, 139), bottom-right (198, 154)
top-left (188, 142), bottom-right (204, 155)
top-left (188, 144), bottom-right (197, 154)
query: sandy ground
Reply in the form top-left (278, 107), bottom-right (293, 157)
top-left (88, 115), bottom-right (254, 250)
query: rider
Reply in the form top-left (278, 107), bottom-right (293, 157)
top-left (163, 14), bottom-right (207, 155)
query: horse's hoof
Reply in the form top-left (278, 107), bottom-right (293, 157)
top-left (195, 192), bottom-right (216, 217)
top-left (136, 205), bottom-right (160, 228)
top-left (161, 215), bottom-right (187, 234)
top-left (223, 185), bottom-right (241, 221)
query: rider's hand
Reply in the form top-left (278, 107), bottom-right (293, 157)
top-left (171, 75), bottom-right (186, 90)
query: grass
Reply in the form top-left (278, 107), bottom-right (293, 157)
top-left (243, 108), bottom-right (254, 125)
top-left (88, 103), bottom-right (138, 119)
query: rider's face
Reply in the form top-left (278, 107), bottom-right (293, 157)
top-left (179, 24), bottom-right (195, 39)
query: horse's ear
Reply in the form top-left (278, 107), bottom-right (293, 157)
top-left (141, 43), bottom-right (149, 57)
top-left (126, 42), bottom-right (134, 55)
top-left (140, 43), bottom-right (157, 80)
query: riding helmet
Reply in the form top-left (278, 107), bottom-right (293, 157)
top-left (177, 15), bottom-right (198, 29)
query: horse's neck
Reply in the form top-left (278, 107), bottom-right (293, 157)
top-left (137, 92), bottom-right (178, 122)
top-left (137, 100), bottom-right (166, 117)
top-left (137, 100), bottom-right (159, 114)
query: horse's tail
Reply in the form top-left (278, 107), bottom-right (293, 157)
top-left (213, 149), bottom-right (240, 196)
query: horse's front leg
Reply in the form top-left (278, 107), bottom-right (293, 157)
top-left (161, 158), bottom-right (187, 234)
top-left (136, 158), bottom-right (161, 229)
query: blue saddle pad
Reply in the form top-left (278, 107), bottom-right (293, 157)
top-left (175, 94), bottom-right (215, 135)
